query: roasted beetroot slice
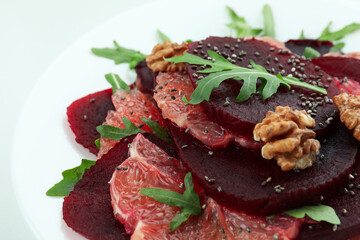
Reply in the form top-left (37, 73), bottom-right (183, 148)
top-left (312, 56), bottom-right (360, 81)
top-left (135, 60), bottom-right (156, 95)
top-left (284, 39), bottom-right (333, 56)
top-left (63, 133), bottom-right (176, 240)
top-left (67, 89), bottom-right (114, 154)
top-left (186, 37), bottom-right (340, 137)
top-left (298, 156), bottom-right (360, 240)
top-left (167, 120), bottom-right (358, 216)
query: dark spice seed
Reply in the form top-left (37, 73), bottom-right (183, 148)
top-left (157, 86), bottom-right (163, 89)
top-left (121, 97), bottom-right (126, 100)
top-left (138, 124), bottom-right (144, 128)
top-left (116, 167), bottom-right (122, 170)
top-left (130, 110), bottom-right (133, 115)
top-left (171, 95), bottom-right (176, 100)
top-left (246, 227), bottom-right (251, 233)
top-left (122, 166), bottom-right (128, 170)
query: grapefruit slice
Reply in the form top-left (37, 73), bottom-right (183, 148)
top-left (98, 89), bottom-right (165, 158)
top-left (110, 134), bottom-right (305, 239)
top-left (153, 72), bottom-right (233, 149)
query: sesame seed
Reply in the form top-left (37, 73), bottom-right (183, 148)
top-left (122, 166), bottom-right (128, 170)
top-left (238, 227), bottom-right (243, 232)
top-left (342, 209), bottom-right (348, 215)
top-left (181, 145), bottom-right (188, 149)
top-left (273, 235), bottom-right (279, 240)
top-left (217, 186), bottom-right (222, 192)
top-left (152, 90), bottom-right (158, 93)
top-left (121, 97), bottom-right (126, 100)
top-left (246, 227), bottom-right (251, 233)
top-left (90, 98), bottom-right (95, 103)
top-left (333, 225), bottom-right (338, 231)
top-left (116, 167), bottom-right (122, 170)
top-left (208, 151), bottom-right (213, 156)
top-left (185, 128), bottom-right (190, 133)
top-left (157, 86), bottom-right (163, 89)
top-left (83, 115), bottom-right (88, 121)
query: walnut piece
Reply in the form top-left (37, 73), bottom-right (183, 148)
top-left (253, 106), bottom-right (320, 171)
top-left (333, 93), bottom-right (360, 141)
top-left (146, 41), bottom-right (188, 72)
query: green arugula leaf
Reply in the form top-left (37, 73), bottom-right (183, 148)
top-left (299, 30), bottom-right (306, 39)
top-left (97, 116), bottom-right (171, 142)
top-left (140, 117), bottom-right (172, 143)
top-left (95, 138), bottom-right (100, 149)
top-left (96, 116), bottom-right (144, 140)
top-left (91, 41), bottom-right (146, 69)
top-left (140, 172), bottom-right (201, 231)
top-left (166, 51), bottom-right (326, 104)
top-left (46, 159), bottom-right (96, 197)
top-left (303, 47), bottom-right (321, 59)
top-left (226, 6), bottom-right (263, 37)
top-left (105, 73), bottom-right (131, 94)
top-left (157, 29), bottom-right (171, 43)
top-left (285, 205), bottom-right (341, 225)
top-left (318, 22), bottom-right (360, 42)
top-left (262, 4), bottom-right (275, 38)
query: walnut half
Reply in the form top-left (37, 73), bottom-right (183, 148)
top-left (253, 106), bottom-right (320, 171)
top-left (333, 93), bottom-right (360, 141)
top-left (146, 41), bottom-right (188, 72)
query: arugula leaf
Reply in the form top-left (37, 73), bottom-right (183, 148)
top-left (91, 41), bottom-right (146, 69)
top-left (46, 159), bottom-right (96, 197)
top-left (97, 116), bottom-right (171, 142)
top-left (96, 116), bottom-right (144, 140)
top-left (262, 4), bottom-right (275, 38)
top-left (166, 51), bottom-right (327, 105)
top-left (285, 205), bottom-right (341, 225)
top-left (157, 29), bottom-right (171, 43)
top-left (95, 138), bottom-right (100, 149)
top-left (299, 30), bottom-right (306, 39)
top-left (105, 73), bottom-right (131, 94)
top-left (140, 172), bottom-right (201, 231)
top-left (303, 47), bottom-right (321, 59)
top-left (318, 22), bottom-right (360, 42)
top-left (226, 6), bottom-right (263, 37)
top-left (140, 117), bottom-right (172, 143)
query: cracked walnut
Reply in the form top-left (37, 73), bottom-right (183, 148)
top-left (253, 106), bottom-right (320, 171)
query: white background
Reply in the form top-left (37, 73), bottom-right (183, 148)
top-left (0, 0), bottom-right (153, 239)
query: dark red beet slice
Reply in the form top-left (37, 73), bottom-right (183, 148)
top-left (285, 39), bottom-right (333, 56)
top-left (186, 37), bottom-right (340, 137)
top-left (298, 156), bottom-right (360, 240)
top-left (63, 133), bottom-right (176, 240)
top-left (167, 120), bottom-right (358, 216)
top-left (312, 56), bottom-right (360, 81)
top-left (67, 89), bottom-right (114, 155)
top-left (134, 60), bottom-right (156, 95)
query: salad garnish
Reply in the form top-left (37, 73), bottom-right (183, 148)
top-left (157, 29), bottom-right (172, 43)
top-left (140, 172), bottom-right (202, 231)
top-left (105, 73), bottom-right (130, 93)
top-left (285, 204), bottom-right (341, 225)
top-left (166, 50), bottom-right (327, 105)
top-left (46, 159), bottom-right (96, 197)
top-left (91, 41), bottom-right (146, 69)
top-left (303, 46), bottom-right (321, 59)
top-left (96, 116), bottom-right (171, 143)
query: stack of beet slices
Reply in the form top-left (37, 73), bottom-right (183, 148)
top-left (64, 36), bottom-right (360, 240)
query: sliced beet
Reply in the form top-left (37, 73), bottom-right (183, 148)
top-left (167, 120), bottom-right (358, 216)
top-left (186, 37), bottom-right (340, 137)
top-left (285, 39), bottom-right (333, 56)
top-left (63, 133), bottom-right (176, 240)
top-left (298, 155), bottom-right (360, 240)
top-left (134, 60), bottom-right (156, 95)
top-left (312, 56), bottom-right (360, 81)
top-left (67, 88), bottom-right (114, 155)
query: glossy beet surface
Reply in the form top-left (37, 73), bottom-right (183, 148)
top-left (67, 88), bottom-right (114, 155)
top-left (186, 37), bottom-right (340, 137)
top-left (298, 155), bottom-right (360, 240)
top-left (167, 120), bottom-right (358, 216)
top-left (63, 133), bottom-right (176, 240)
top-left (285, 39), bottom-right (333, 56)
top-left (135, 60), bottom-right (156, 95)
top-left (312, 56), bottom-right (360, 81)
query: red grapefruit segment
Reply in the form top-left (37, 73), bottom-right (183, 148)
top-left (99, 89), bottom-right (165, 158)
top-left (153, 72), bottom-right (233, 149)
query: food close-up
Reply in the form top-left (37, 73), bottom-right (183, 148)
top-left (46, 4), bottom-right (360, 240)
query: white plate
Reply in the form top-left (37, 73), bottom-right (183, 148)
top-left (11, 0), bottom-right (360, 239)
